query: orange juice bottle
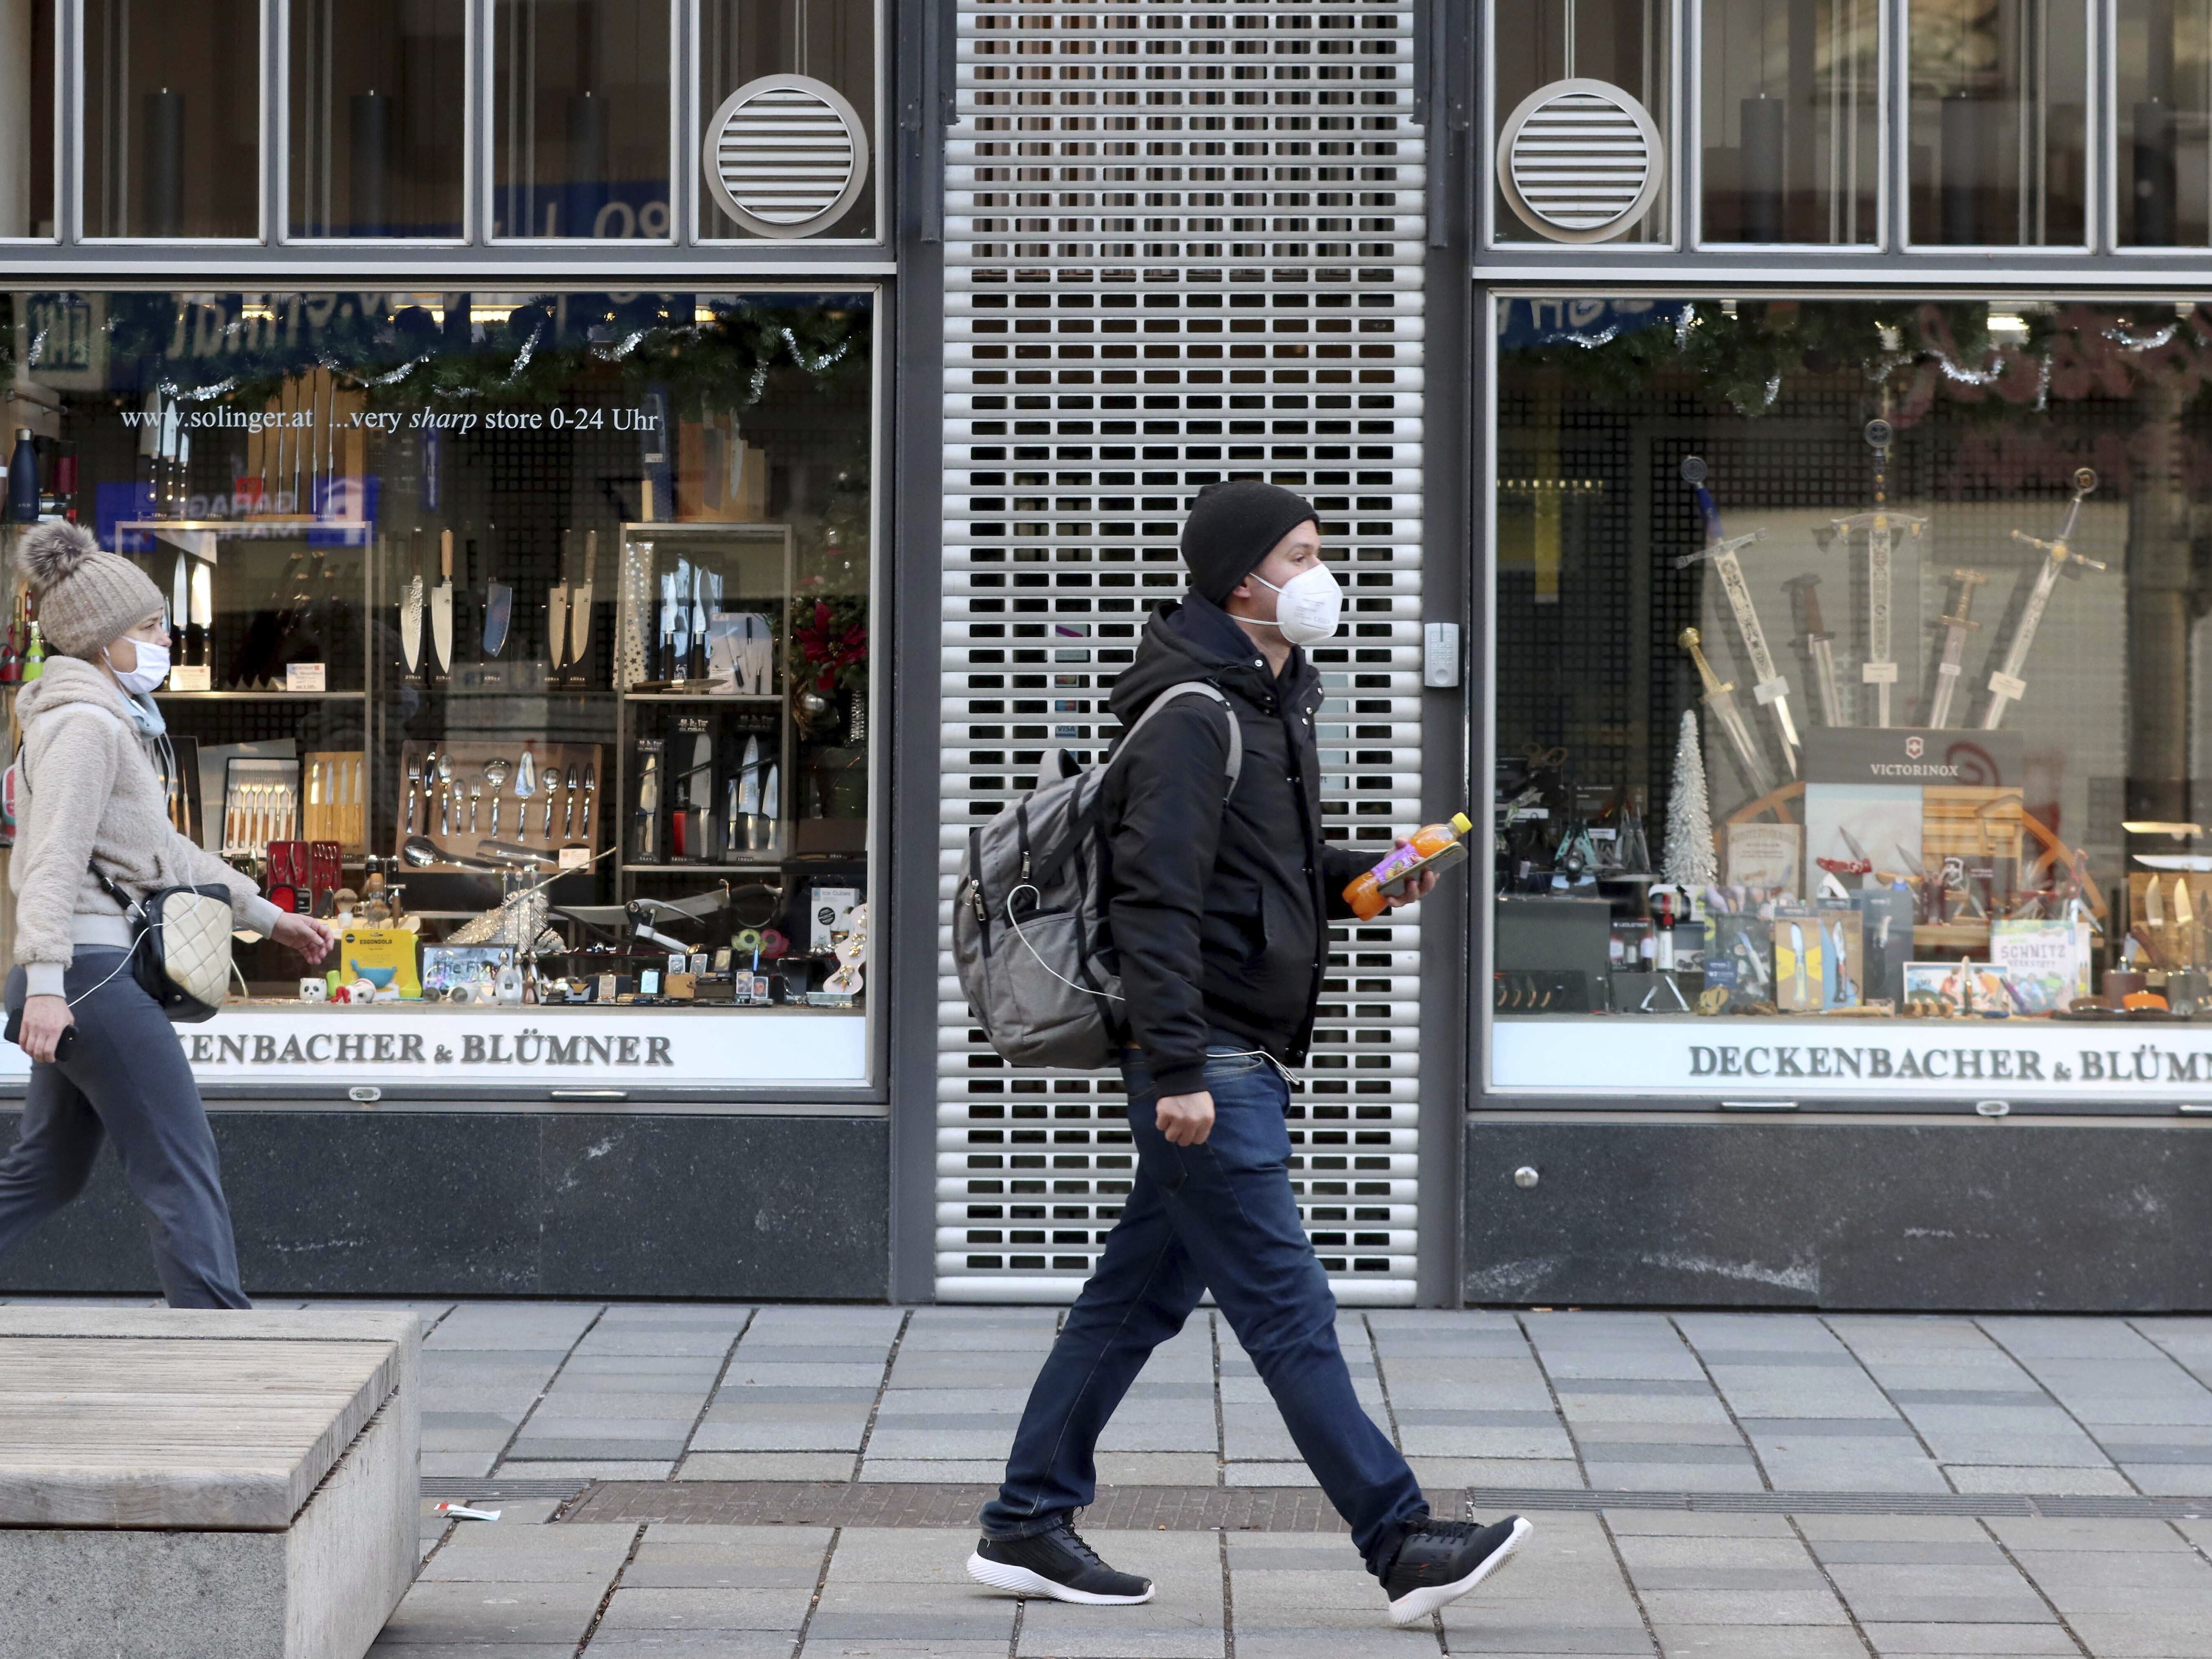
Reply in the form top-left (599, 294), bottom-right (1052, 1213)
top-left (1343, 812), bottom-right (1475, 919)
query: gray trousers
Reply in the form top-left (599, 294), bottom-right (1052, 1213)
top-left (0, 950), bottom-right (250, 1308)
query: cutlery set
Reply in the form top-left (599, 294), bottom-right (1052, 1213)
top-left (222, 781), bottom-right (299, 856)
top-left (398, 742), bottom-right (599, 871)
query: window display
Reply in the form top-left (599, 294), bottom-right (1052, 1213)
top-left (2115, 0), bottom-right (2212, 247)
top-left (0, 288), bottom-right (875, 1092)
top-left (84, 0), bottom-right (261, 239)
top-left (1699, 0), bottom-right (1880, 245)
top-left (1906, 0), bottom-right (2087, 246)
top-left (493, 0), bottom-right (673, 240)
top-left (0, 1), bottom-right (56, 239)
top-left (288, 0), bottom-right (468, 239)
top-left (1491, 296), bottom-right (2212, 1099)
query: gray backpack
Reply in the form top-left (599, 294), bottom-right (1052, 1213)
top-left (953, 682), bottom-right (1244, 1069)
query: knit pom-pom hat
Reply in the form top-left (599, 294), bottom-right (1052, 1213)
top-left (18, 521), bottom-right (166, 659)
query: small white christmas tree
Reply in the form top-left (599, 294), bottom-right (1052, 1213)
top-left (1662, 708), bottom-right (1719, 890)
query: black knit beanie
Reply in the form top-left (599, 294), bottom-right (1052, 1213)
top-left (1179, 480), bottom-right (1319, 604)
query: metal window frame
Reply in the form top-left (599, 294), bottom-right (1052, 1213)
top-left (275, 0), bottom-right (478, 247)
top-left (1481, 0), bottom-right (1686, 252)
top-left (688, 0), bottom-right (889, 249)
top-left (482, 0), bottom-right (684, 246)
top-left (0, 0), bottom-right (65, 244)
top-left (75, 0), bottom-right (272, 245)
top-left (2098, 0), bottom-right (2212, 254)
top-left (1687, 0), bottom-right (1891, 252)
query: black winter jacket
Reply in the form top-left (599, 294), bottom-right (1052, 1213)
top-left (1100, 593), bottom-right (1370, 1096)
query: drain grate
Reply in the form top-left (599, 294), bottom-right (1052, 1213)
top-left (556, 1480), bottom-right (2212, 1531)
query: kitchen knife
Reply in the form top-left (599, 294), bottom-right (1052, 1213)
top-left (688, 564), bottom-right (708, 682)
top-left (1789, 921), bottom-right (1809, 1007)
top-left (760, 763), bottom-right (778, 852)
top-left (736, 734), bottom-right (762, 852)
top-left (636, 751), bottom-right (660, 862)
top-left (482, 529), bottom-right (513, 657)
top-left (170, 551), bottom-right (190, 665)
top-left (189, 559), bottom-right (214, 684)
top-left (658, 571), bottom-right (678, 684)
top-left (687, 730), bottom-right (713, 860)
top-left (569, 530), bottom-right (596, 680)
top-left (671, 559), bottom-right (693, 684)
top-left (723, 775), bottom-right (741, 863)
top-left (400, 527), bottom-right (424, 677)
top-left (548, 529), bottom-right (571, 677)
top-left (430, 529), bottom-right (454, 677)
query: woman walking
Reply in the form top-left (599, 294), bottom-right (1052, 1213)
top-left (0, 521), bottom-right (336, 1307)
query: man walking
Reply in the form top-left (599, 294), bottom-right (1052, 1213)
top-left (966, 482), bottom-right (1530, 1626)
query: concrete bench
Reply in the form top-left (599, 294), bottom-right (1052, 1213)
top-left (0, 1307), bottom-right (421, 1659)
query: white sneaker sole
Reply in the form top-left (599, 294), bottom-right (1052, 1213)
top-left (966, 1550), bottom-right (1156, 1606)
top-left (1386, 1516), bottom-right (1534, 1627)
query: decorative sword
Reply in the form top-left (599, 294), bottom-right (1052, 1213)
top-left (1830, 419), bottom-right (1927, 728)
top-left (1783, 573), bottom-right (1847, 728)
top-left (1680, 626), bottom-right (1777, 798)
top-left (1678, 457), bottom-right (1799, 775)
top-left (1924, 566), bottom-right (1987, 729)
top-left (1981, 467), bottom-right (2103, 731)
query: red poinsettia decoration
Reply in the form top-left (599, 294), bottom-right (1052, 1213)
top-left (795, 597), bottom-right (868, 693)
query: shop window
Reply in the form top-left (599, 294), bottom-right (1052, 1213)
top-left (0, 290), bottom-right (875, 1094)
top-left (1492, 0), bottom-right (1673, 245)
top-left (0, 1), bottom-right (56, 239)
top-left (698, 0), bottom-right (875, 240)
top-left (1906, 0), bottom-right (2087, 246)
top-left (288, 0), bottom-right (468, 239)
top-left (493, 0), bottom-right (674, 240)
top-left (2116, 0), bottom-right (2212, 246)
top-left (83, 0), bottom-right (261, 239)
top-left (1699, 0), bottom-right (1880, 244)
top-left (1490, 296), bottom-right (2212, 1103)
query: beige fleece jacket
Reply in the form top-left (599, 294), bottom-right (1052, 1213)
top-left (12, 656), bottom-right (284, 998)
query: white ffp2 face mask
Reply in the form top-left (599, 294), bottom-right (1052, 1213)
top-left (107, 637), bottom-right (172, 696)
top-left (1251, 564), bottom-right (1344, 647)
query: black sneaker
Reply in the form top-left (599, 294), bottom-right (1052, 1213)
top-left (966, 1519), bottom-right (1155, 1606)
top-left (1380, 1514), bottom-right (1533, 1626)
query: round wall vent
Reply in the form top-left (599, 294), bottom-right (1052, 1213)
top-left (1496, 78), bottom-right (1664, 244)
top-left (703, 75), bottom-right (870, 239)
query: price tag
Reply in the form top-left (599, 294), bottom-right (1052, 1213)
top-left (169, 665), bottom-right (211, 692)
top-left (558, 845), bottom-right (591, 871)
top-left (285, 662), bottom-right (327, 692)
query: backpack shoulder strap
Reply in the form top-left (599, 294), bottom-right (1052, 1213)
top-left (1114, 681), bottom-right (1243, 791)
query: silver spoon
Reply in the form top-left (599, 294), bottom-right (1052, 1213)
top-left (484, 758), bottom-right (510, 836)
top-left (402, 834), bottom-right (500, 871)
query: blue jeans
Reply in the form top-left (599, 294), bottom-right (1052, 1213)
top-left (979, 1041), bottom-right (1428, 1576)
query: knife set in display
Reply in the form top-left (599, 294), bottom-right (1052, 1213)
top-left (401, 527), bottom-right (600, 687)
top-left (395, 740), bottom-right (602, 872)
top-left (615, 537), bottom-right (774, 694)
top-left (221, 757), bottom-right (301, 857)
top-left (632, 729), bottom-right (778, 866)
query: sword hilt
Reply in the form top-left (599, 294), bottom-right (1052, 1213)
top-left (1675, 527), bottom-right (1765, 570)
top-left (1783, 573), bottom-right (1830, 641)
top-left (1679, 626), bottom-right (1732, 699)
top-left (1939, 567), bottom-right (1987, 630)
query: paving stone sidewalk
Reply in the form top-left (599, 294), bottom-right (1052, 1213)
top-left (14, 1297), bottom-right (2212, 1656)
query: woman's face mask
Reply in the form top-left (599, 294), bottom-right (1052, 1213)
top-left (1250, 562), bottom-right (1344, 647)
top-left (106, 635), bottom-right (172, 696)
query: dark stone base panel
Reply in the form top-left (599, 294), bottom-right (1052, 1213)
top-left (0, 1110), bottom-right (890, 1300)
top-left (558, 1480), bottom-right (2212, 1528)
top-left (1466, 1115), bottom-right (2212, 1311)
